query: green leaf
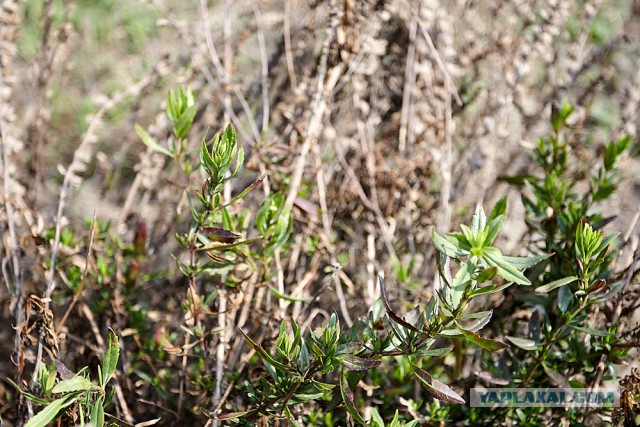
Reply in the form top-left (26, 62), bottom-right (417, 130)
top-left (588, 281), bottom-right (624, 304)
top-left (339, 369), bottom-right (366, 425)
top-left (239, 329), bottom-right (289, 371)
top-left (593, 232), bottom-right (619, 257)
top-left (460, 224), bottom-right (477, 247)
top-left (439, 328), bottom-right (462, 336)
top-left (482, 247), bottom-right (530, 285)
top-left (370, 407), bottom-right (385, 427)
top-left (568, 324), bottom-right (615, 337)
top-left (484, 215), bottom-right (504, 246)
top-left (25, 393), bottom-right (79, 427)
top-left (378, 276), bottom-right (423, 333)
top-left (456, 322), bottom-right (509, 351)
top-left (444, 232), bottom-right (473, 252)
top-left (488, 196), bottom-right (508, 221)
top-left (102, 328), bottom-right (120, 386)
top-left (557, 286), bottom-right (573, 313)
top-left (476, 371), bottom-right (510, 385)
top-left (551, 101), bottom-right (574, 132)
top-left (90, 396), bottom-right (105, 427)
top-left (470, 282), bottom-right (515, 297)
top-left (312, 379), bottom-right (336, 391)
top-left (448, 259), bottom-right (476, 309)
top-left (267, 283), bottom-right (311, 302)
top-left (6, 378), bottom-right (49, 405)
top-left (217, 411), bottom-right (254, 421)
top-left (335, 342), bottom-right (363, 355)
top-left (412, 365), bottom-right (465, 404)
top-left (535, 276), bottom-right (578, 293)
top-left (340, 355), bottom-right (381, 371)
top-left (291, 392), bottom-right (325, 404)
top-left (415, 347), bottom-right (453, 357)
top-left (475, 267), bottom-right (498, 283)
top-left (505, 336), bottom-right (538, 351)
top-left (391, 254), bottom-right (405, 281)
top-left (215, 175), bottom-right (265, 214)
top-left (200, 136), bottom-right (217, 176)
top-left (543, 364), bottom-right (571, 389)
top-left (471, 204), bottom-right (487, 236)
top-left (459, 310), bottom-right (493, 332)
top-left (174, 103), bottom-right (197, 138)
top-left (51, 376), bottom-right (93, 394)
top-left (135, 124), bottom-right (174, 158)
top-left (502, 253), bottom-right (552, 269)
top-left (432, 230), bottom-right (470, 258)
top-left (166, 89), bottom-right (178, 122)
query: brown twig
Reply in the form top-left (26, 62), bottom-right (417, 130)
top-left (284, 0), bottom-right (297, 89)
top-left (284, 0), bottom-right (340, 211)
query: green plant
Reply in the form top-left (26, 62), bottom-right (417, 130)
top-left (227, 198), bottom-right (549, 424)
top-left (9, 329), bottom-right (120, 426)
top-left (465, 103), bottom-right (631, 424)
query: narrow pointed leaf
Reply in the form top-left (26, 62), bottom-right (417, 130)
top-left (488, 196), bottom-right (507, 221)
top-left (379, 276), bottom-right (422, 333)
top-left (543, 364), bottom-right (572, 389)
top-left (593, 232), bottom-right (619, 256)
top-left (267, 283), bottom-right (311, 302)
top-left (449, 259), bottom-right (476, 309)
top-left (475, 267), bottom-right (498, 283)
top-left (476, 371), bottom-right (510, 385)
top-left (483, 247), bottom-right (530, 285)
top-left (412, 366), bottom-right (465, 404)
top-left (340, 355), bottom-right (381, 371)
top-left (505, 336), bottom-right (538, 350)
top-left (416, 347), bottom-right (452, 357)
top-left (502, 253), bottom-right (553, 269)
top-left (536, 276), bottom-right (578, 293)
top-left (25, 394), bottom-right (79, 427)
top-left (339, 369), bottom-right (366, 425)
top-left (217, 410), bottom-right (254, 421)
top-left (459, 310), bottom-right (493, 332)
top-left (216, 175), bottom-right (265, 212)
top-left (102, 328), bottom-right (120, 386)
top-left (568, 324), bottom-right (614, 337)
top-left (456, 322), bottom-right (509, 351)
top-left (312, 379), bottom-right (336, 391)
top-left (200, 136), bottom-right (217, 173)
top-left (200, 227), bottom-right (241, 243)
top-left (6, 379), bottom-right (49, 405)
top-left (370, 408), bottom-right (385, 427)
top-left (336, 342), bottom-right (363, 355)
top-left (135, 124), bottom-right (174, 158)
top-left (460, 224), bottom-right (476, 246)
top-left (90, 396), bottom-right (105, 427)
top-left (470, 282), bottom-right (514, 297)
top-left (484, 215), bottom-right (505, 246)
top-left (51, 376), bottom-right (93, 394)
top-left (239, 329), bottom-right (289, 371)
top-left (472, 203), bottom-right (487, 235)
top-left (432, 230), bottom-right (470, 258)
top-left (232, 146), bottom-right (244, 179)
top-left (174, 104), bottom-right (197, 138)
